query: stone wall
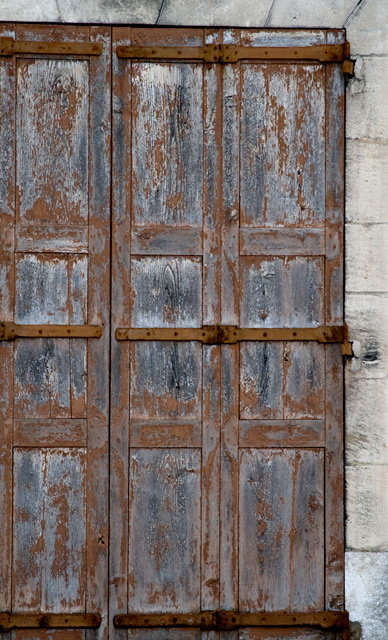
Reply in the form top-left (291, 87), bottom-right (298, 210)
top-left (1, 0), bottom-right (387, 637)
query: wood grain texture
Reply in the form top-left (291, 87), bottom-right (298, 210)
top-left (130, 342), bottom-right (202, 419)
top-left (13, 448), bottom-right (86, 612)
top-left (0, 24), bottom-right (15, 614)
top-left (220, 343), bottom-right (239, 611)
top-left (240, 342), bottom-right (283, 419)
top-left (239, 420), bottom-right (325, 448)
top-left (132, 62), bottom-right (203, 227)
top-left (239, 449), bottom-right (324, 613)
top-left (284, 343), bottom-right (325, 419)
top-left (240, 64), bottom-right (325, 228)
top-left (325, 64), bottom-right (344, 325)
top-left (110, 26), bottom-right (131, 640)
top-left (130, 257), bottom-right (202, 328)
top-left (129, 420), bottom-right (201, 447)
top-left (16, 58), bottom-right (89, 225)
top-left (13, 419), bottom-right (87, 447)
top-left (16, 224), bottom-right (88, 254)
top-left (240, 257), bottom-right (323, 328)
top-left (221, 43), bottom-right (240, 325)
top-left (86, 25), bottom-right (111, 640)
top-left (202, 344), bottom-right (220, 610)
top-left (203, 30), bottom-right (222, 325)
top-left (128, 449), bottom-right (201, 613)
top-left (240, 228), bottom-right (325, 256)
top-left (325, 345), bottom-right (345, 610)
top-left (131, 227), bottom-right (202, 256)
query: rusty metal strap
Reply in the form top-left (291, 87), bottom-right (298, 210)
top-left (117, 43), bottom-right (348, 63)
top-left (0, 37), bottom-right (102, 56)
top-left (0, 322), bottom-right (102, 341)
top-left (116, 324), bottom-right (346, 345)
top-left (0, 613), bottom-right (101, 632)
top-left (114, 610), bottom-right (349, 631)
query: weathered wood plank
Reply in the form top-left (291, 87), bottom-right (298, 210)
top-left (86, 25), bottom-right (111, 640)
top-left (130, 257), bottom-right (202, 328)
top-left (14, 631), bottom-right (84, 640)
top-left (240, 342), bottom-right (283, 419)
top-left (240, 64), bottom-right (325, 228)
top-left (290, 449), bottom-right (325, 611)
top-left (130, 342), bottom-right (202, 419)
top-left (128, 449), bottom-right (201, 612)
top-left (240, 228), bottom-right (325, 256)
top-left (16, 58), bottom-right (89, 225)
top-left (239, 629), bottom-right (324, 639)
top-left (129, 420), bottom-right (201, 447)
top-left (325, 64), bottom-right (344, 325)
top-left (240, 257), bottom-right (323, 328)
top-left (240, 257), bottom-right (284, 328)
top-left (0, 23), bottom-right (15, 616)
top-left (13, 419), bottom-right (87, 447)
top-left (239, 420), bottom-right (325, 448)
top-left (284, 343), bottom-right (325, 419)
top-left (202, 344), bottom-right (220, 610)
top-left (240, 29), bottom-right (328, 47)
top-left (110, 26), bottom-right (131, 640)
top-left (239, 449), bottom-right (324, 612)
top-left (325, 345), bottom-right (345, 610)
top-left (132, 62), bottom-right (203, 227)
top-left (14, 339), bottom-right (71, 419)
top-left (131, 226), bottom-right (202, 256)
top-left (16, 224), bottom-right (88, 254)
top-left (203, 29), bottom-right (222, 325)
top-left (221, 44), bottom-right (240, 325)
top-left (220, 344), bottom-right (239, 611)
top-left (13, 448), bottom-right (86, 612)
top-left (284, 257), bottom-right (324, 327)
top-left (239, 448), bottom-right (293, 612)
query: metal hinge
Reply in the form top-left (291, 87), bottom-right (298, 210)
top-left (117, 42), bottom-right (349, 64)
top-left (0, 37), bottom-right (102, 56)
top-left (114, 610), bottom-right (349, 632)
top-left (116, 324), bottom-right (347, 346)
top-left (0, 613), bottom-right (101, 633)
top-left (0, 322), bottom-right (102, 341)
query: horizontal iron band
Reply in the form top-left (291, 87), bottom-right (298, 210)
top-left (115, 325), bottom-right (344, 345)
top-left (114, 610), bottom-right (349, 631)
top-left (0, 613), bottom-right (101, 632)
top-left (116, 43), bottom-right (347, 63)
top-left (0, 322), bottom-right (102, 341)
top-left (0, 37), bottom-right (102, 56)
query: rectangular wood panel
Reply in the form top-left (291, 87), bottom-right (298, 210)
top-left (107, 26), bottom-right (346, 640)
top-left (0, 23), bottom-right (111, 640)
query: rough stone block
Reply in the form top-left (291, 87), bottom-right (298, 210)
top-left (346, 139), bottom-right (388, 224)
top-left (346, 0), bottom-right (388, 56)
top-left (56, 0), bottom-right (161, 23)
top-left (346, 293), bottom-right (388, 379)
top-left (347, 56), bottom-right (388, 140)
top-left (346, 465), bottom-right (388, 550)
top-left (0, 0), bottom-right (60, 21)
top-left (346, 377), bottom-right (388, 465)
top-left (346, 551), bottom-right (388, 639)
top-left (266, 0), bottom-right (355, 28)
top-left (158, 0), bottom-right (273, 26)
top-left (346, 224), bottom-right (388, 292)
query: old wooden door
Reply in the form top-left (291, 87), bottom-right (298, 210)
top-left (0, 24), bottom-right (348, 640)
top-left (0, 23), bottom-right (110, 640)
top-left (110, 27), bottom-right (347, 640)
